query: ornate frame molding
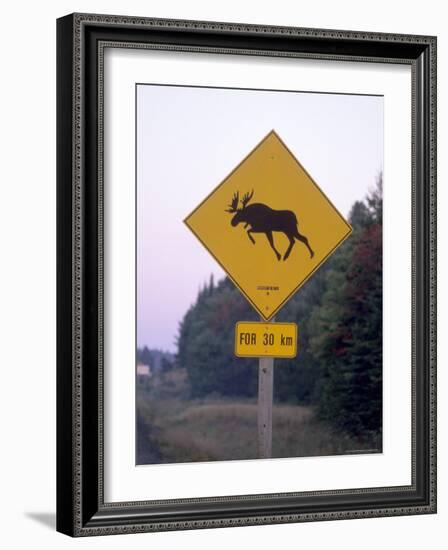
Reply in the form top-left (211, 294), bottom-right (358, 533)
top-left (57, 13), bottom-right (436, 537)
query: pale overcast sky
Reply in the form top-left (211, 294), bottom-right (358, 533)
top-left (137, 84), bottom-right (383, 352)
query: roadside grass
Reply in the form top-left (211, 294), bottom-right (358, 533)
top-left (136, 368), bottom-right (380, 464)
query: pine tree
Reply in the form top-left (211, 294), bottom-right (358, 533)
top-left (176, 277), bottom-right (258, 398)
top-left (310, 178), bottom-right (383, 439)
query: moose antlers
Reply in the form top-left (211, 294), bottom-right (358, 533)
top-left (241, 190), bottom-right (254, 208)
top-left (225, 190), bottom-right (254, 213)
top-left (225, 191), bottom-right (240, 213)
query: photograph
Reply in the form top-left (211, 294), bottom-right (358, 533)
top-left (136, 83), bottom-right (384, 465)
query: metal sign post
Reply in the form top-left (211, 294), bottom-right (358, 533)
top-left (258, 316), bottom-right (275, 459)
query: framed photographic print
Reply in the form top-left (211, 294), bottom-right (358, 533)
top-left (56, 13), bottom-right (437, 536)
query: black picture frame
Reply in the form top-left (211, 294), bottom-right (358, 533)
top-left (57, 13), bottom-right (437, 537)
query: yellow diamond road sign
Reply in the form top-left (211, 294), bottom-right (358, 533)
top-left (184, 130), bottom-right (352, 320)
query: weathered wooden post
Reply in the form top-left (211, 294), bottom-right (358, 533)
top-left (234, 319), bottom-right (296, 458)
top-left (257, 315), bottom-right (275, 459)
top-left (258, 355), bottom-right (274, 459)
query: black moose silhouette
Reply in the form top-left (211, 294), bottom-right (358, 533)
top-left (226, 190), bottom-right (314, 261)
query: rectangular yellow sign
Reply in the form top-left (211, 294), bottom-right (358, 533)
top-left (235, 322), bottom-right (298, 358)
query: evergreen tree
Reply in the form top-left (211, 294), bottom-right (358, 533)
top-left (273, 264), bottom-right (329, 404)
top-left (176, 277), bottom-right (258, 398)
top-left (310, 178), bottom-right (382, 438)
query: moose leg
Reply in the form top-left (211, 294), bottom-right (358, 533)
top-left (265, 231), bottom-right (281, 261)
top-left (247, 229), bottom-right (256, 244)
top-left (295, 231), bottom-right (314, 258)
top-left (283, 236), bottom-right (295, 261)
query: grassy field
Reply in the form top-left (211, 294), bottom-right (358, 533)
top-left (136, 368), bottom-right (380, 465)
